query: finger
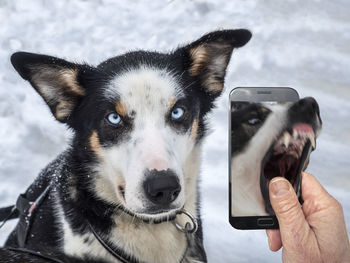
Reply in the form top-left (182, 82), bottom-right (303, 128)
top-left (301, 172), bottom-right (350, 258)
top-left (301, 172), bottom-right (331, 201)
top-left (301, 172), bottom-right (339, 215)
top-left (269, 177), bottom-right (310, 250)
top-left (266, 229), bottom-right (282, 251)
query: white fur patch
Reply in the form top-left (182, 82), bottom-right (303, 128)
top-left (110, 213), bottom-right (187, 263)
top-left (53, 192), bottom-right (116, 262)
top-left (104, 66), bottom-right (183, 102)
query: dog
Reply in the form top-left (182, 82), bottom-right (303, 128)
top-left (230, 98), bottom-right (322, 216)
top-left (1, 29), bottom-right (252, 263)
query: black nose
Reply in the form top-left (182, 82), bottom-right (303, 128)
top-left (297, 97), bottom-right (320, 116)
top-left (289, 96), bottom-right (321, 124)
top-left (143, 169), bottom-right (181, 206)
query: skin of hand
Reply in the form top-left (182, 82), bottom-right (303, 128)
top-left (266, 172), bottom-right (350, 263)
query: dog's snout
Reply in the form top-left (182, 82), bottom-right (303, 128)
top-left (290, 96), bottom-right (321, 125)
top-left (297, 97), bottom-right (319, 115)
top-left (143, 169), bottom-right (181, 206)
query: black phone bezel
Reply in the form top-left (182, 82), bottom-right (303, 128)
top-left (228, 87), bottom-right (300, 230)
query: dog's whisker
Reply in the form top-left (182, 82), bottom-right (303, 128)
top-left (181, 80), bottom-right (197, 92)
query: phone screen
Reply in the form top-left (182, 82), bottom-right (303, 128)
top-left (229, 87), bottom-right (308, 229)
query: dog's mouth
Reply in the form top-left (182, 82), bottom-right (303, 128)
top-left (117, 185), bottom-right (181, 222)
top-left (260, 123), bottom-right (315, 214)
top-left (136, 208), bottom-right (180, 222)
top-left (121, 206), bottom-right (180, 223)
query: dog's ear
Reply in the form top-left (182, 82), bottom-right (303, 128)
top-left (11, 52), bottom-right (93, 123)
top-left (175, 29), bottom-right (251, 98)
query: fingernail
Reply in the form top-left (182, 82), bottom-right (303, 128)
top-left (271, 179), bottom-right (290, 197)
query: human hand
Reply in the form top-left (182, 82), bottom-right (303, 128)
top-left (266, 172), bottom-right (350, 263)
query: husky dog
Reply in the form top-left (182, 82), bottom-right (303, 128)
top-left (1, 29), bottom-right (251, 263)
top-left (230, 98), bottom-right (322, 216)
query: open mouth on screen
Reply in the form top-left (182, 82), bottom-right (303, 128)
top-left (260, 123), bottom-right (315, 214)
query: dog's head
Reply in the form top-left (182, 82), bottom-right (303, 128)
top-left (11, 29), bottom-right (251, 220)
top-left (231, 97), bottom-right (322, 214)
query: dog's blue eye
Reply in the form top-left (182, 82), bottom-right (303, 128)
top-left (107, 113), bottom-right (122, 125)
top-left (171, 107), bottom-right (184, 120)
top-left (248, 118), bottom-right (261, 125)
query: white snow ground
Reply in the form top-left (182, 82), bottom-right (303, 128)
top-left (0, 0), bottom-right (349, 262)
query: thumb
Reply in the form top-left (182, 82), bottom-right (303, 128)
top-left (269, 177), bottom-right (310, 250)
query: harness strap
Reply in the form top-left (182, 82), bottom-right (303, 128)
top-left (0, 205), bottom-right (18, 229)
top-left (7, 247), bottom-right (65, 263)
top-left (17, 184), bottom-right (51, 246)
top-left (88, 221), bottom-right (142, 263)
top-left (179, 222), bottom-right (193, 263)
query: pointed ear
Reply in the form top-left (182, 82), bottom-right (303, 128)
top-left (11, 52), bottom-right (92, 123)
top-left (176, 29), bottom-right (252, 97)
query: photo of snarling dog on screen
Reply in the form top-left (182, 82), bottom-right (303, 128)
top-left (230, 98), bottom-right (322, 216)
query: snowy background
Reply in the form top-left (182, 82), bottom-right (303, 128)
top-left (0, 0), bottom-right (349, 262)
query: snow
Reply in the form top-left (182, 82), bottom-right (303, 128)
top-left (0, 0), bottom-right (349, 262)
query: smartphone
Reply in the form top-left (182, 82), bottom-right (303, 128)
top-left (229, 87), bottom-right (313, 229)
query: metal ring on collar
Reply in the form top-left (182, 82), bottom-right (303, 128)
top-left (173, 209), bottom-right (198, 234)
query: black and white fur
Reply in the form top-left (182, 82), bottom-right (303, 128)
top-left (230, 98), bottom-right (322, 216)
top-left (2, 29), bottom-right (251, 263)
